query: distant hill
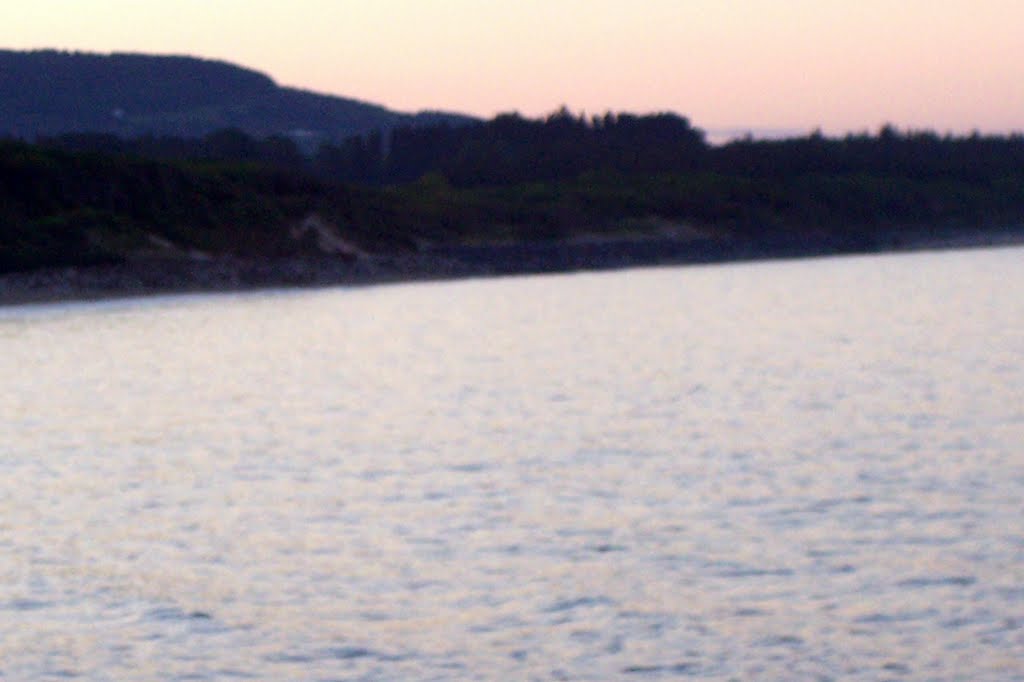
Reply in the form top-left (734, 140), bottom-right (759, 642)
top-left (0, 49), bottom-right (474, 143)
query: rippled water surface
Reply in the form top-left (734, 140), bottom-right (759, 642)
top-left (3, 247), bottom-right (1024, 680)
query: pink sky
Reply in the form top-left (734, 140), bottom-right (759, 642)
top-left (1, 0), bottom-right (1021, 134)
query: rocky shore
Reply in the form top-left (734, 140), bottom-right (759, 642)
top-left (2, 227), bottom-right (1022, 307)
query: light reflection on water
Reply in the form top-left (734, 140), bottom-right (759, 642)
top-left (2, 247), bottom-right (1024, 680)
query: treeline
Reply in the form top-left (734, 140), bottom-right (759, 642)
top-left (38, 129), bottom-right (310, 172)
top-left (5, 110), bottom-right (1024, 275)
top-left (318, 114), bottom-right (1024, 186)
top-left (37, 109), bottom-right (707, 184)
top-left (341, 109), bottom-right (708, 184)
top-left (0, 139), bottom-right (430, 272)
top-left (0, 139), bottom-right (310, 271)
top-left (39, 111), bottom-right (1024, 189)
top-left (713, 126), bottom-right (1024, 182)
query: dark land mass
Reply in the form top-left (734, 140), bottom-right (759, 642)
top-left (0, 50), bottom-right (473, 144)
top-left (2, 62), bottom-right (1024, 305)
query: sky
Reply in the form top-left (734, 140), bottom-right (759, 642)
top-left (1, 0), bottom-right (1022, 136)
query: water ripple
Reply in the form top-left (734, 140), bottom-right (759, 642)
top-left (3, 247), bottom-right (1024, 680)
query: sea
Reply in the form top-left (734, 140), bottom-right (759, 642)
top-left (2, 246), bottom-right (1022, 681)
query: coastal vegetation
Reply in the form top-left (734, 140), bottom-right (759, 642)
top-left (2, 108), bottom-right (1023, 280)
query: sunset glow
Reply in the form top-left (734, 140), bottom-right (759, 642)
top-left (1, 0), bottom-right (1021, 134)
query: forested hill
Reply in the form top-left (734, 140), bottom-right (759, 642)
top-left (0, 49), bottom-right (474, 142)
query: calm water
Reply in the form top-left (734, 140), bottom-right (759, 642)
top-left (2, 247), bottom-right (1023, 681)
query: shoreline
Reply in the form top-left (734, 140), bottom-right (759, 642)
top-left (2, 227), bottom-right (1023, 308)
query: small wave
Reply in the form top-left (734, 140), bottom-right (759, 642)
top-left (809, 495), bottom-right (872, 511)
top-left (589, 543), bottom-right (626, 553)
top-left (854, 608), bottom-right (939, 624)
top-left (715, 566), bottom-right (795, 579)
top-left (5, 598), bottom-right (53, 611)
top-left (264, 651), bottom-right (316, 664)
top-left (145, 606), bottom-right (214, 621)
top-left (448, 462), bottom-right (488, 473)
top-left (882, 661), bottom-right (911, 674)
top-left (265, 645), bottom-right (401, 665)
top-left (468, 615), bottom-right (528, 634)
top-left (942, 616), bottom-right (981, 629)
top-left (897, 576), bottom-right (976, 589)
top-left (211, 669), bottom-right (258, 680)
top-left (757, 634), bottom-right (804, 647)
top-left (325, 646), bottom-right (373, 660)
top-left (996, 585), bottom-right (1024, 600)
top-left (544, 595), bottom-right (614, 613)
top-left (623, 662), bottom-right (699, 676)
